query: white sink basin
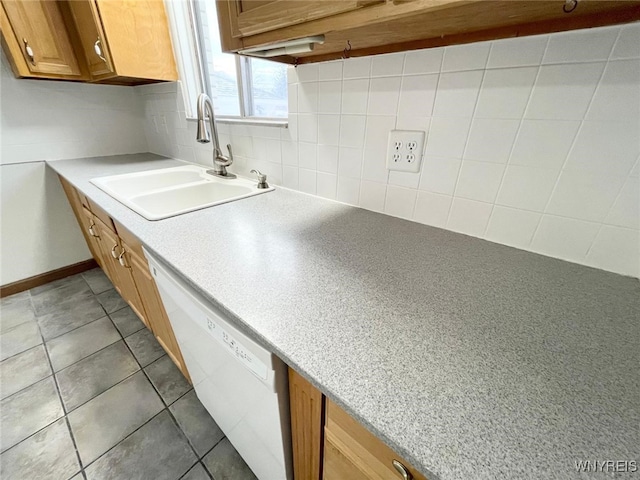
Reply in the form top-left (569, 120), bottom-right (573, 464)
top-left (90, 165), bottom-right (274, 220)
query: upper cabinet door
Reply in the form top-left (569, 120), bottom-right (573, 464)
top-left (1, 0), bottom-right (81, 77)
top-left (229, 0), bottom-right (384, 37)
top-left (92, 0), bottom-right (178, 82)
top-left (66, 0), bottom-right (115, 79)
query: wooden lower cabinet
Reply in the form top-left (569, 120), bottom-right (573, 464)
top-left (125, 243), bottom-right (190, 380)
top-left (289, 369), bottom-right (325, 480)
top-left (58, 175), bottom-right (190, 382)
top-left (91, 215), bottom-right (123, 289)
top-left (289, 368), bottom-right (428, 480)
top-left (79, 207), bottom-right (105, 271)
top-left (324, 434), bottom-right (369, 480)
top-left (324, 399), bottom-right (428, 480)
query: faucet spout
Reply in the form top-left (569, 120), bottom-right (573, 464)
top-left (196, 93), bottom-right (235, 178)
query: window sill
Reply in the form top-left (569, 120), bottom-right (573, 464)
top-left (186, 117), bottom-right (288, 128)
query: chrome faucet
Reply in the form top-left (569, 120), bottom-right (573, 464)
top-left (196, 93), bottom-right (235, 178)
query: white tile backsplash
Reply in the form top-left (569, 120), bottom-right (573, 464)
top-left (318, 81), bottom-right (342, 114)
top-left (359, 180), bottom-right (386, 212)
top-left (525, 63), bottom-right (605, 120)
top-left (564, 121), bottom-right (639, 176)
top-left (509, 119), bottom-right (581, 169)
top-left (454, 160), bottom-right (505, 203)
top-left (433, 70), bottom-right (483, 117)
top-left (496, 165), bottom-right (559, 212)
top-left (299, 168), bottom-right (317, 194)
top-left (486, 205), bottom-right (542, 248)
top-left (447, 198), bottom-right (493, 237)
top-left (605, 177), bottom-right (639, 229)
top-left (487, 35), bottom-right (548, 69)
top-left (398, 74), bottom-right (438, 117)
top-left (372, 53), bottom-right (405, 77)
top-left (485, 206), bottom-right (541, 249)
top-left (413, 191), bottom-right (452, 228)
top-left (318, 61), bottom-right (343, 81)
top-left (342, 79), bottom-right (369, 114)
top-left (546, 171), bottom-right (626, 223)
top-left (336, 176), bottom-right (360, 204)
top-left (384, 185), bottom-right (417, 220)
top-left (403, 48), bottom-right (443, 75)
top-left (139, 23), bottom-right (640, 278)
top-left (441, 42), bottom-right (491, 72)
top-left (531, 215), bottom-right (600, 262)
top-left (542, 27), bottom-right (619, 64)
top-left (316, 172), bottom-right (337, 200)
top-left (368, 77), bottom-right (402, 115)
top-left (475, 67), bottom-right (538, 119)
top-left (586, 60), bottom-right (640, 121)
top-left (586, 225), bottom-right (639, 277)
top-left (464, 118), bottom-right (520, 163)
top-left (611, 23), bottom-right (640, 59)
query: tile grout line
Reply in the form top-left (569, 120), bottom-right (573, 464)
top-left (27, 288), bottom-right (86, 480)
top-left (130, 338), bottom-right (208, 467)
top-left (9, 276), bottom-right (141, 479)
top-left (443, 54), bottom-right (490, 229)
top-left (37, 312), bottom-right (112, 345)
top-left (530, 50), bottom-right (613, 258)
top-left (487, 36), bottom-right (551, 245)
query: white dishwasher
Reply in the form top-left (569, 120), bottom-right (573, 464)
top-left (145, 250), bottom-right (293, 480)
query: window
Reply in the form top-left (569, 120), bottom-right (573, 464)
top-left (192, 0), bottom-right (288, 120)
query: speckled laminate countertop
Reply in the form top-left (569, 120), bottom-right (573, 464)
top-left (47, 153), bottom-right (640, 480)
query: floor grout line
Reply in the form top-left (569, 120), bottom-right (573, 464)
top-left (3, 272), bottom-right (225, 480)
top-left (29, 292), bottom-right (85, 477)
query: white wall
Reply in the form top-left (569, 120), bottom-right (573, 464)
top-left (138, 23), bottom-right (640, 278)
top-left (0, 52), bottom-right (148, 285)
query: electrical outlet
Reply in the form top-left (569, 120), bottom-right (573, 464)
top-left (386, 130), bottom-right (425, 173)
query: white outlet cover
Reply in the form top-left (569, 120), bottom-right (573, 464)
top-left (386, 130), bottom-right (426, 173)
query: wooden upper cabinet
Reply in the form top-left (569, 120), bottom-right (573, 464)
top-left (217, 0), bottom-right (640, 64)
top-left (65, 0), bottom-right (115, 79)
top-left (67, 0), bottom-right (178, 84)
top-left (0, 0), bottom-right (83, 79)
top-left (1, 0), bottom-right (177, 84)
top-left (228, 0), bottom-right (384, 38)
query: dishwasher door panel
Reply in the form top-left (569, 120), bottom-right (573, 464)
top-left (146, 252), bottom-right (293, 480)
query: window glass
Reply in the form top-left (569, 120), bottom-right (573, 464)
top-left (195, 1), bottom-right (288, 118)
top-left (249, 58), bottom-right (288, 118)
top-left (197, 0), bottom-right (240, 116)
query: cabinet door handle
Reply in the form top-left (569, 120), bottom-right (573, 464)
top-left (118, 251), bottom-right (131, 268)
top-left (392, 460), bottom-right (412, 480)
top-left (22, 38), bottom-right (35, 65)
top-left (94, 37), bottom-right (107, 62)
top-left (88, 222), bottom-right (100, 238)
top-left (111, 244), bottom-right (120, 259)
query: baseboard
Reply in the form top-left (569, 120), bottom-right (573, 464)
top-left (0, 259), bottom-right (99, 298)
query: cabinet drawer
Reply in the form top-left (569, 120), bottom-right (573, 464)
top-left (88, 199), bottom-right (116, 233)
top-left (324, 399), bottom-right (428, 480)
top-left (113, 219), bottom-right (145, 259)
top-left (324, 433), bottom-right (369, 480)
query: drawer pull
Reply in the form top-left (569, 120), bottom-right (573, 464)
top-left (88, 222), bottom-right (99, 238)
top-left (118, 251), bottom-right (130, 268)
top-left (111, 244), bottom-right (120, 259)
top-left (392, 460), bottom-right (412, 480)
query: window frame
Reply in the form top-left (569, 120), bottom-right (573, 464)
top-left (189, 0), bottom-right (288, 125)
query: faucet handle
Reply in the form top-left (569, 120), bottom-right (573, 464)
top-left (250, 169), bottom-right (269, 189)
